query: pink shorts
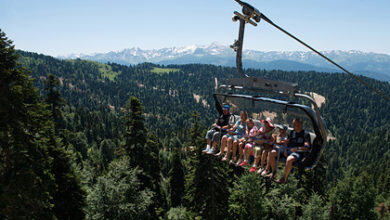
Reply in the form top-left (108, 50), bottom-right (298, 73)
top-left (245, 143), bottom-right (255, 155)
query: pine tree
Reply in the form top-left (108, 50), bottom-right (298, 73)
top-left (145, 134), bottom-right (163, 216)
top-left (300, 193), bottom-right (328, 220)
top-left (43, 73), bottom-right (86, 219)
top-left (228, 173), bottom-right (268, 219)
top-left (123, 96), bottom-right (147, 165)
top-left (0, 29), bottom-right (55, 218)
top-left (47, 137), bottom-right (86, 220)
top-left (184, 112), bottom-right (231, 219)
top-left (86, 157), bottom-right (154, 220)
top-left (125, 96), bottom-right (147, 148)
top-left (44, 73), bottom-right (65, 133)
top-left (168, 147), bottom-right (185, 207)
top-left (328, 173), bottom-right (376, 219)
top-left (122, 96), bottom-right (162, 218)
top-left (0, 30), bottom-right (85, 219)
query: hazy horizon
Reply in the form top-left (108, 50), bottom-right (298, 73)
top-left (55, 42), bottom-right (390, 58)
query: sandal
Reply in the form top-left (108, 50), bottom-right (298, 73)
top-left (249, 166), bottom-right (257, 173)
top-left (257, 168), bottom-right (264, 175)
top-left (261, 170), bottom-right (270, 177)
top-left (265, 172), bottom-right (277, 179)
top-left (275, 177), bottom-right (286, 184)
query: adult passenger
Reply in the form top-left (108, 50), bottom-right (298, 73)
top-left (270, 118), bottom-right (311, 183)
top-left (203, 104), bottom-right (232, 154)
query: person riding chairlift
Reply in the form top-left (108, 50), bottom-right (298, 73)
top-left (248, 117), bottom-right (275, 173)
top-left (203, 104), bottom-right (232, 154)
top-left (261, 125), bottom-right (289, 178)
top-left (238, 118), bottom-right (258, 166)
top-left (268, 118), bottom-right (311, 183)
top-left (216, 111), bottom-right (248, 164)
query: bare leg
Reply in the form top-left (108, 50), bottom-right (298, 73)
top-left (216, 136), bottom-right (228, 156)
top-left (269, 150), bottom-right (278, 174)
top-left (257, 150), bottom-right (269, 174)
top-left (226, 138), bottom-right (233, 156)
top-left (223, 138), bottom-right (233, 160)
top-left (253, 150), bottom-right (260, 168)
top-left (280, 155), bottom-right (296, 182)
top-left (261, 150), bottom-right (268, 170)
top-left (232, 141), bottom-right (238, 160)
top-left (212, 140), bottom-right (218, 148)
top-left (244, 144), bottom-right (251, 161)
top-left (238, 142), bottom-right (244, 160)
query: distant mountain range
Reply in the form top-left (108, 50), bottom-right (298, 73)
top-left (59, 42), bottom-right (390, 82)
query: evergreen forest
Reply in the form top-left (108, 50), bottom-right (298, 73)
top-left (1, 29), bottom-right (390, 219)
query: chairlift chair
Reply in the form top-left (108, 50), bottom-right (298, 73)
top-left (212, 0), bottom-right (328, 169)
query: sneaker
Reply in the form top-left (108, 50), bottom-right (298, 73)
top-left (207, 148), bottom-right (217, 155)
top-left (202, 146), bottom-right (210, 153)
top-left (229, 159), bottom-right (234, 165)
top-left (222, 156), bottom-right (228, 162)
top-left (235, 159), bottom-right (243, 166)
top-left (249, 166), bottom-right (256, 173)
top-left (214, 152), bottom-right (223, 157)
top-left (239, 161), bottom-right (248, 166)
top-left (257, 168), bottom-right (264, 175)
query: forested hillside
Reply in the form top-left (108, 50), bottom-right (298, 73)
top-left (1, 28), bottom-right (390, 219)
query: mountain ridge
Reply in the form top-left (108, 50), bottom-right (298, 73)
top-left (59, 43), bottom-right (390, 82)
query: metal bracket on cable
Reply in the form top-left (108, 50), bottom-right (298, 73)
top-left (230, 0), bottom-right (265, 78)
top-left (231, 0), bottom-right (390, 102)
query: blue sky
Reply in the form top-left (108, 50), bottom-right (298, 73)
top-left (1, 0), bottom-right (390, 56)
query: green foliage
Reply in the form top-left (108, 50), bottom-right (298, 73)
top-left (168, 148), bottom-right (185, 207)
top-left (122, 97), bottom-right (163, 217)
top-left (11, 45), bottom-right (390, 219)
top-left (300, 193), bottom-right (329, 220)
top-left (228, 173), bottom-right (268, 219)
top-left (123, 96), bottom-right (147, 160)
top-left (265, 178), bottom-right (301, 220)
top-left (86, 157), bottom-right (154, 220)
top-left (328, 173), bottom-right (376, 219)
top-left (97, 62), bottom-right (121, 81)
top-left (0, 29), bottom-right (54, 218)
top-left (0, 29), bottom-right (85, 219)
top-left (44, 73), bottom-right (65, 132)
top-left (184, 118), bottom-right (232, 220)
top-left (166, 206), bottom-right (192, 220)
top-left (151, 67), bottom-right (180, 74)
top-left (48, 138), bottom-right (86, 220)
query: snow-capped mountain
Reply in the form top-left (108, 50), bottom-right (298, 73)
top-left (59, 43), bottom-right (390, 82)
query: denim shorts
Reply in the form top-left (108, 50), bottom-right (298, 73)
top-left (278, 147), bottom-right (304, 163)
top-left (225, 133), bottom-right (244, 141)
top-left (205, 129), bottom-right (221, 142)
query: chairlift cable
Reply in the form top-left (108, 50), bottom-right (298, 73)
top-left (259, 14), bottom-right (390, 102)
